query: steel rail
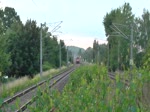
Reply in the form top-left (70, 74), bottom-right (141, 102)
top-left (0, 66), bottom-right (74, 108)
top-left (108, 72), bottom-right (129, 86)
top-left (15, 67), bottom-right (75, 112)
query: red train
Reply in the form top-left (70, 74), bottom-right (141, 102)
top-left (76, 57), bottom-right (80, 64)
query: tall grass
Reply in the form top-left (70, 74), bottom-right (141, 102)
top-left (0, 66), bottom-right (67, 98)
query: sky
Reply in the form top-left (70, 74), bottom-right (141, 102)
top-left (1, 0), bottom-right (150, 49)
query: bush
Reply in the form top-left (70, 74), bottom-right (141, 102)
top-left (29, 65), bottom-right (150, 111)
top-left (43, 62), bottom-right (52, 71)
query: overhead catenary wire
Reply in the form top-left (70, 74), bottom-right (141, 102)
top-left (31, 0), bottom-right (38, 7)
top-left (109, 23), bottom-right (134, 80)
top-left (112, 23), bottom-right (129, 40)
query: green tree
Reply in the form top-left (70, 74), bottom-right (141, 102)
top-left (78, 48), bottom-right (82, 56)
top-left (99, 44), bottom-right (107, 65)
top-left (103, 3), bottom-right (134, 71)
top-left (143, 40), bottom-right (150, 70)
top-left (43, 34), bottom-right (59, 69)
top-left (60, 40), bottom-right (67, 66)
top-left (93, 40), bottom-right (99, 63)
top-left (0, 34), bottom-right (11, 75)
top-left (2, 7), bottom-right (20, 32)
top-left (83, 47), bottom-right (93, 63)
top-left (134, 9), bottom-right (150, 68)
top-left (135, 9), bottom-right (150, 49)
top-left (0, 7), bottom-right (20, 76)
top-left (5, 20), bottom-right (40, 77)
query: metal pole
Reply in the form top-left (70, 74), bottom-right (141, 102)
top-left (67, 46), bottom-right (69, 67)
top-left (130, 24), bottom-right (133, 80)
top-left (118, 40), bottom-right (120, 71)
top-left (111, 23), bottom-right (134, 75)
top-left (40, 24), bottom-right (43, 77)
top-left (59, 41), bottom-right (61, 69)
top-left (98, 45), bottom-right (100, 65)
top-left (107, 43), bottom-right (109, 71)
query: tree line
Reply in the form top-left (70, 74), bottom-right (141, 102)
top-left (0, 7), bottom-right (68, 78)
top-left (81, 41), bottom-right (107, 65)
top-left (1, 3), bottom-right (150, 78)
top-left (82, 3), bottom-right (150, 71)
top-left (103, 2), bottom-right (150, 71)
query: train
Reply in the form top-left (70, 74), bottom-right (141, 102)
top-left (75, 57), bottom-right (81, 64)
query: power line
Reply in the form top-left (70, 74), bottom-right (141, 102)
top-left (30, 0), bottom-right (48, 23)
top-left (31, 0), bottom-right (38, 7)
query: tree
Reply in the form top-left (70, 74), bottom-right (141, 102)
top-left (81, 47), bottom-right (93, 63)
top-left (0, 9), bottom-right (4, 34)
top-left (143, 40), bottom-right (150, 70)
top-left (135, 9), bottom-right (150, 49)
top-left (43, 34), bottom-right (59, 68)
top-left (0, 33), bottom-right (11, 75)
top-left (103, 3), bottom-right (134, 71)
top-left (3, 7), bottom-right (20, 31)
top-left (0, 7), bottom-right (20, 76)
top-left (133, 9), bottom-right (150, 68)
top-left (78, 48), bottom-right (82, 56)
top-left (93, 40), bottom-right (99, 63)
top-left (5, 20), bottom-right (40, 77)
top-left (60, 40), bottom-right (67, 66)
top-left (99, 44), bottom-right (107, 65)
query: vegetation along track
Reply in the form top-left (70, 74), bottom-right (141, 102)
top-left (108, 72), bottom-right (129, 86)
top-left (0, 66), bottom-right (76, 112)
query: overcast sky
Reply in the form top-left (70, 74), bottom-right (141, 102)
top-left (1, 0), bottom-right (150, 49)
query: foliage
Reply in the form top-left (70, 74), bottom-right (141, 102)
top-left (103, 3), bottom-right (150, 70)
top-left (43, 34), bottom-right (59, 68)
top-left (134, 9), bottom-right (150, 68)
top-left (0, 35), bottom-right (11, 75)
top-left (93, 40), bottom-right (99, 63)
top-left (0, 6), bottom-right (68, 78)
top-left (103, 3), bottom-right (143, 71)
top-left (43, 62), bottom-right (52, 71)
top-left (134, 9), bottom-right (150, 50)
top-left (60, 40), bottom-right (67, 65)
top-left (0, 67), bottom-right (68, 99)
top-left (82, 47), bottom-right (93, 63)
top-left (98, 44), bottom-right (108, 65)
top-left (0, 7), bottom-right (21, 34)
top-left (29, 65), bottom-right (150, 111)
top-left (92, 40), bottom-right (108, 65)
top-left (0, 7), bottom-right (20, 77)
top-left (68, 46), bottom-right (85, 57)
top-left (143, 40), bottom-right (150, 70)
top-left (4, 20), bottom-right (40, 77)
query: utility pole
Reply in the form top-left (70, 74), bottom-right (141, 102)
top-left (130, 24), bottom-right (133, 79)
top-left (112, 23), bottom-right (134, 77)
top-left (59, 40), bottom-right (61, 69)
top-left (118, 39), bottom-right (120, 71)
top-left (98, 45), bottom-right (100, 65)
top-left (40, 24), bottom-right (43, 77)
top-left (107, 43), bottom-right (109, 71)
top-left (67, 46), bottom-right (69, 67)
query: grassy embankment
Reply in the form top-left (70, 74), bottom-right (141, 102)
top-left (0, 66), bottom-right (70, 99)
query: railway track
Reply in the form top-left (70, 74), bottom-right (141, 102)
top-left (108, 72), bottom-right (129, 86)
top-left (0, 66), bottom-right (76, 112)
